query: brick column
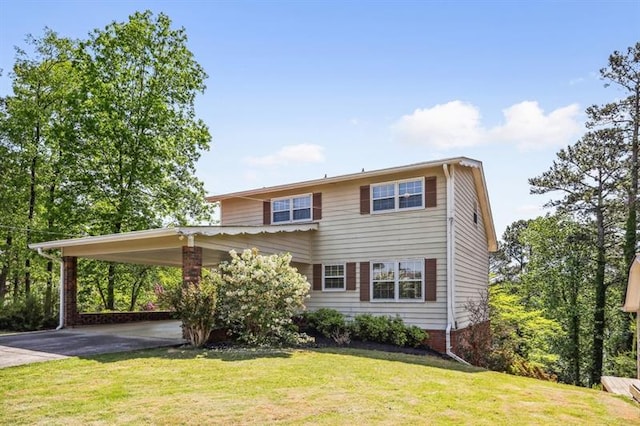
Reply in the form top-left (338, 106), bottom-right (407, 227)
top-left (182, 246), bottom-right (202, 286)
top-left (62, 256), bottom-right (78, 327)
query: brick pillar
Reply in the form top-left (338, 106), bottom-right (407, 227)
top-left (182, 246), bottom-right (202, 286)
top-left (62, 256), bottom-right (78, 327)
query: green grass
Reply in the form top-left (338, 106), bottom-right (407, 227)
top-left (1, 347), bottom-right (638, 425)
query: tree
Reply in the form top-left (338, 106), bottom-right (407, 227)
top-left (71, 11), bottom-right (213, 309)
top-left (530, 129), bottom-right (626, 385)
top-left (522, 215), bottom-right (595, 385)
top-left (490, 219), bottom-right (531, 284)
top-left (587, 43), bottom-right (640, 296)
top-left (0, 30), bottom-right (78, 317)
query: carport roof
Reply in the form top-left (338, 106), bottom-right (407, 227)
top-left (29, 224), bottom-right (318, 267)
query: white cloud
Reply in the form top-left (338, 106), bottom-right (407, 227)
top-left (392, 100), bottom-right (583, 151)
top-left (245, 143), bottom-right (325, 167)
top-left (391, 101), bottom-right (484, 149)
top-left (490, 102), bottom-right (582, 150)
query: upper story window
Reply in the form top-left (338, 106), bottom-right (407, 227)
top-left (371, 178), bottom-right (423, 212)
top-left (272, 194), bottom-right (312, 223)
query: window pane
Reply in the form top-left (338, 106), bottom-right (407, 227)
top-left (399, 180), bottom-right (422, 195)
top-left (372, 262), bottom-right (394, 281)
top-left (273, 210), bottom-right (290, 223)
top-left (399, 194), bottom-right (422, 208)
top-left (293, 208), bottom-right (311, 220)
top-left (293, 196), bottom-right (311, 209)
top-left (399, 261), bottom-right (422, 280)
top-left (372, 184), bottom-right (394, 199)
top-left (325, 277), bottom-right (345, 289)
top-left (399, 180), bottom-right (422, 209)
top-left (325, 265), bottom-right (344, 277)
top-left (273, 199), bottom-right (290, 211)
top-left (399, 281), bottom-right (422, 299)
top-left (373, 281), bottom-right (394, 299)
top-left (373, 198), bottom-right (395, 211)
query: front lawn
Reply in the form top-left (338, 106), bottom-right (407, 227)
top-left (0, 347), bottom-right (637, 424)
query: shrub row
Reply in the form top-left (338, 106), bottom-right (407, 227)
top-left (303, 308), bottom-right (427, 348)
top-left (0, 295), bottom-right (57, 331)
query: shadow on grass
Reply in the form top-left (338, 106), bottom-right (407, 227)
top-left (83, 345), bottom-right (295, 364)
top-left (309, 346), bottom-right (485, 374)
top-left (82, 343), bottom-right (484, 375)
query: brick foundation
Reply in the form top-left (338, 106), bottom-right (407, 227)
top-left (424, 326), bottom-right (470, 355)
top-left (74, 311), bottom-right (174, 325)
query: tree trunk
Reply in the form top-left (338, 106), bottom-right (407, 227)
top-left (0, 233), bottom-right (11, 301)
top-left (24, 152), bottom-right (38, 296)
top-left (591, 205), bottom-right (606, 386)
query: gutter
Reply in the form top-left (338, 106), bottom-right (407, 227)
top-left (36, 248), bottom-right (64, 330)
top-left (443, 163), bottom-right (469, 365)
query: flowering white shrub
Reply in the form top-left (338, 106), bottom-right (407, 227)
top-left (214, 248), bottom-right (311, 345)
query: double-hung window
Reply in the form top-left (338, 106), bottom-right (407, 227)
top-left (371, 178), bottom-right (423, 212)
top-left (323, 264), bottom-right (345, 291)
top-left (272, 194), bottom-right (312, 223)
top-left (371, 260), bottom-right (424, 302)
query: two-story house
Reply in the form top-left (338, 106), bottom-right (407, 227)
top-left (31, 156), bottom-right (496, 357)
top-left (207, 156), bottom-right (497, 355)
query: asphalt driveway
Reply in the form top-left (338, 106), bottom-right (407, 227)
top-left (0, 320), bottom-right (184, 368)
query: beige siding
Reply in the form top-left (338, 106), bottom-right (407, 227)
top-left (199, 232), bottom-right (313, 264)
top-left (453, 166), bottom-right (490, 328)
top-left (220, 168), bottom-right (450, 330)
top-left (221, 198), bottom-right (264, 226)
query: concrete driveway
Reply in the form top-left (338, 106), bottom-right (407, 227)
top-left (0, 320), bottom-right (184, 369)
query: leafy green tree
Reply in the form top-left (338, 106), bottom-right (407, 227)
top-left (530, 129), bottom-right (626, 385)
top-left (0, 30), bottom-right (78, 318)
top-left (70, 11), bottom-right (212, 309)
top-left (521, 215), bottom-right (595, 385)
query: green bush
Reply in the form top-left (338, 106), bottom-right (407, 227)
top-left (350, 314), bottom-right (427, 348)
top-left (158, 273), bottom-right (218, 348)
top-left (305, 308), bottom-right (347, 338)
top-left (0, 295), bottom-right (46, 332)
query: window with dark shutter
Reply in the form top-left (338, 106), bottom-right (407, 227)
top-left (346, 262), bottom-right (356, 291)
top-left (360, 186), bottom-right (370, 214)
top-left (425, 177), bottom-right (437, 208)
top-left (263, 201), bottom-right (271, 225)
top-left (359, 261), bottom-right (370, 301)
top-left (313, 264), bottom-right (322, 291)
top-left (313, 192), bottom-right (322, 220)
top-left (425, 258), bottom-right (437, 301)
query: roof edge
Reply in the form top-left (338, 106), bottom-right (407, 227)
top-left (207, 156), bottom-right (477, 202)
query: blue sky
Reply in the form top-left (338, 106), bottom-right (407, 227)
top-left (1, 0), bottom-right (638, 237)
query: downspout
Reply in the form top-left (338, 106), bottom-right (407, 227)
top-left (36, 248), bottom-right (64, 330)
top-left (443, 164), bottom-right (469, 365)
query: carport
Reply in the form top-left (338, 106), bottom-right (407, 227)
top-left (29, 224), bottom-right (317, 328)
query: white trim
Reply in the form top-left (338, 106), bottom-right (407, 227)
top-left (322, 263), bottom-right (346, 292)
top-left (369, 259), bottom-right (425, 303)
top-left (371, 177), bottom-right (425, 214)
top-left (29, 224), bottom-right (319, 251)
